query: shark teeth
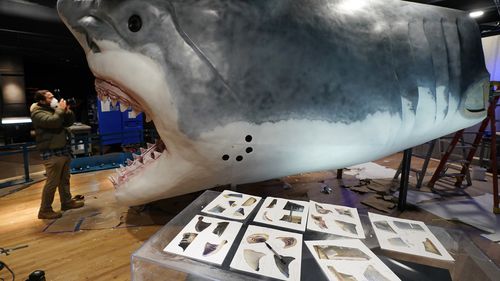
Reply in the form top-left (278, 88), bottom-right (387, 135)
top-left (109, 138), bottom-right (167, 188)
top-left (95, 78), bottom-right (152, 123)
top-left (95, 78), bottom-right (167, 189)
top-left (95, 78), bottom-right (145, 116)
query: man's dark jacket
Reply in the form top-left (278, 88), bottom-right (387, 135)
top-left (30, 103), bottom-right (75, 151)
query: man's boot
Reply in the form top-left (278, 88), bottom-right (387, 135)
top-left (61, 199), bottom-right (84, 211)
top-left (38, 209), bottom-right (62, 219)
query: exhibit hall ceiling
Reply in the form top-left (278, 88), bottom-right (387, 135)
top-left (0, 0), bottom-right (499, 65)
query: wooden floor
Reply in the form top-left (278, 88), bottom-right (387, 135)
top-left (0, 169), bottom-right (162, 281)
top-left (0, 153), bottom-right (499, 280)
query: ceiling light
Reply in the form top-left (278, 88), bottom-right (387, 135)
top-left (469, 11), bottom-right (484, 18)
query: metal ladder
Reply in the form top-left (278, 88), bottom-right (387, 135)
top-left (427, 84), bottom-right (500, 213)
top-left (426, 130), bottom-right (476, 195)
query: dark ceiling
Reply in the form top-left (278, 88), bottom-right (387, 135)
top-left (0, 0), bottom-right (499, 67)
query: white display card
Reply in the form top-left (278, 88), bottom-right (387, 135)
top-left (307, 200), bottom-right (365, 239)
top-left (201, 190), bottom-right (262, 220)
top-left (163, 215), bottom-right (242, 265)
top-left (253, 197), bottom-right (309, 232)
top-left (305, 239), bottom-right (401, 281)
top-left (230, 225), bottom-right (302, 281)
top-left (368, 212), bottom-right (454, 261)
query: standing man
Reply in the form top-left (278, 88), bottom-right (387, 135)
top-left (31, 90), bottom-right (84, 219)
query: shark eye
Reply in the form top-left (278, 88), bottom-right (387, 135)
top-left (128, 15), bottom-right (142, 32)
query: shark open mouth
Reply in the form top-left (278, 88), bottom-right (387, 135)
top-left (95, 78), bottom-right (167, 189)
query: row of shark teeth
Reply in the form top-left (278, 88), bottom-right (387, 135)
top-left (94, 78), bottom-right (152, 122)
top-left (108, 139), bottom-right (166, 188)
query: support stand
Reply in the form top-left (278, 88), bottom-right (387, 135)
top-left (398, 148), bottom-right (412, 211)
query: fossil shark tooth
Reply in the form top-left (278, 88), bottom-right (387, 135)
top-left (274, 255), bottom-right (295, 278)
top-left (280, 214), bottom-right (302, 224)
top-left (195, 216), bottom-right (211, 232)
top-left (334, 220), bottom-right (358, 235)
top-left (423, 238), bottom-right (441, 255)
top-left (242, 197), bottom-right (257, 206)
top-left (202, 240), bottom-right (228, 256)
top-left (387, 237), bottom-right (409, 248)
top-left (313, 245), bottom-right (371, 261)
top-left (263, 211), bottom-right (273, 221)
top-left (373, 220), bottom-right (397, 233)
top-left (311, 214), bottom-right (328, 229)
top-left (243, 249), bottom-right (265, 271)
top-left (223, 193), bottom-right (243, 198)
top-left (178, 232), bottom-right (197, 251)
top-left (334, 207), bottom-right (353, 218)
top-left (276, 237), bottom-right (297, 248)
top-left (315, 203), bottom-right (333, 214)
top-left (228, 200), bottom-right (236, 207)
top-left (246, 233), bottom-right (269, 244)
top-left (266, 198), bottom-right (277, 208)
top-left (208, 205), bottom-right (226, 214)
top-left (363, 264), bottom-right (391, 281)
top-left (283, 201), bottom-right (304, 212)
top-left (394, 221), bottom-right (425, 232)
top-left (212, 222), bottom-right (229, 236)
top-left (281, 214), bottom-right (302, 224)
top-left (328, 265), bottom-right (358, 281)
top-left (234, 207), bottom-right (245, 217)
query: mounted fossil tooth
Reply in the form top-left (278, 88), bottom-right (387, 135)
top-left (364, 264), bottom-right (391, 281)
top-left (315, 203), bottom-right (333, 214)
top-left (178, 232), bottom-right (197, 251)
top-left (276, 237), bottom-right (297, 249)
top-left (195, 216), bottom-right (211, 232)
top-left (242, 197), bottom-right (257, 206)
top-left (423, 238), bottom-right (441, 255)
top-left (234, 207), bottom-right (245, 217)
top-left (243, 249), bottom-right (265, 271)
top-left (212, 222), bottom-right (229, 236)
top-left (266, 198), bottom-right (277, 208)
top-left (228, 200), bottom-right (236, 207)
top-left (283, 201), bottom-right (304, 212)
top-left (373, 220), bottom-right (396, 233)
top-left (208, 205), bottom-right (226, 214)
top-left (335, 207), bottom-right (353, 218)
top-left (313, 245), bottom-right (371, 261)
top-left (387, 237), bottom-right (409, 248)
top-left (280, 214), bottom-right (302, 224)
top-left (223, 193), bottom-right (243, 198)
top-left (263, 211), bottom-right (273, 222)
top-left (394, 221), bottom-right (425, 232)
top-left (334, 220), bottom-right (358, 235)
top-left (274, 255), bottom-right (295, 278)
top-left (328, 265), bottom-right (358, 281)
top-left (246, 233), bottom-right (269, 244)
top-left (202, 240), bottom-right (228, 256)
top-left (311, 214), bottom-right (328, 229)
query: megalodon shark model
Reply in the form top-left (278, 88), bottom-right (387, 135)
top-left (57, 0), bottom-right (490, 206)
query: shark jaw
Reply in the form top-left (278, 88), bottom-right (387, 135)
top-left (84, 39), bottom-right (194, 205)
top-left (98, 77), bottom-right (168, 188)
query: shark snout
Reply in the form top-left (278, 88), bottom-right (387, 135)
top-left (57, 0), bottom-right (97, 24)
top-left (57, 0), bottom-right (116, 54)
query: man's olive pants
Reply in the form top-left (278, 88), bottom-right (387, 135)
top-left (40, 155), bottom-right (73, 211)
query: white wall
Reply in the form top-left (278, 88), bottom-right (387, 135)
top-left (482, 35), bottom-right (500, 81)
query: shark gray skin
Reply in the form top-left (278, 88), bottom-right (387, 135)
top-left (57, 0), bottom-right (489, 206)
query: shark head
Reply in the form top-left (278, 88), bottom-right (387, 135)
top-left (57, 0), bottom-right (489, 206)
top-left (57, 0), bottom-right (218, 205)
